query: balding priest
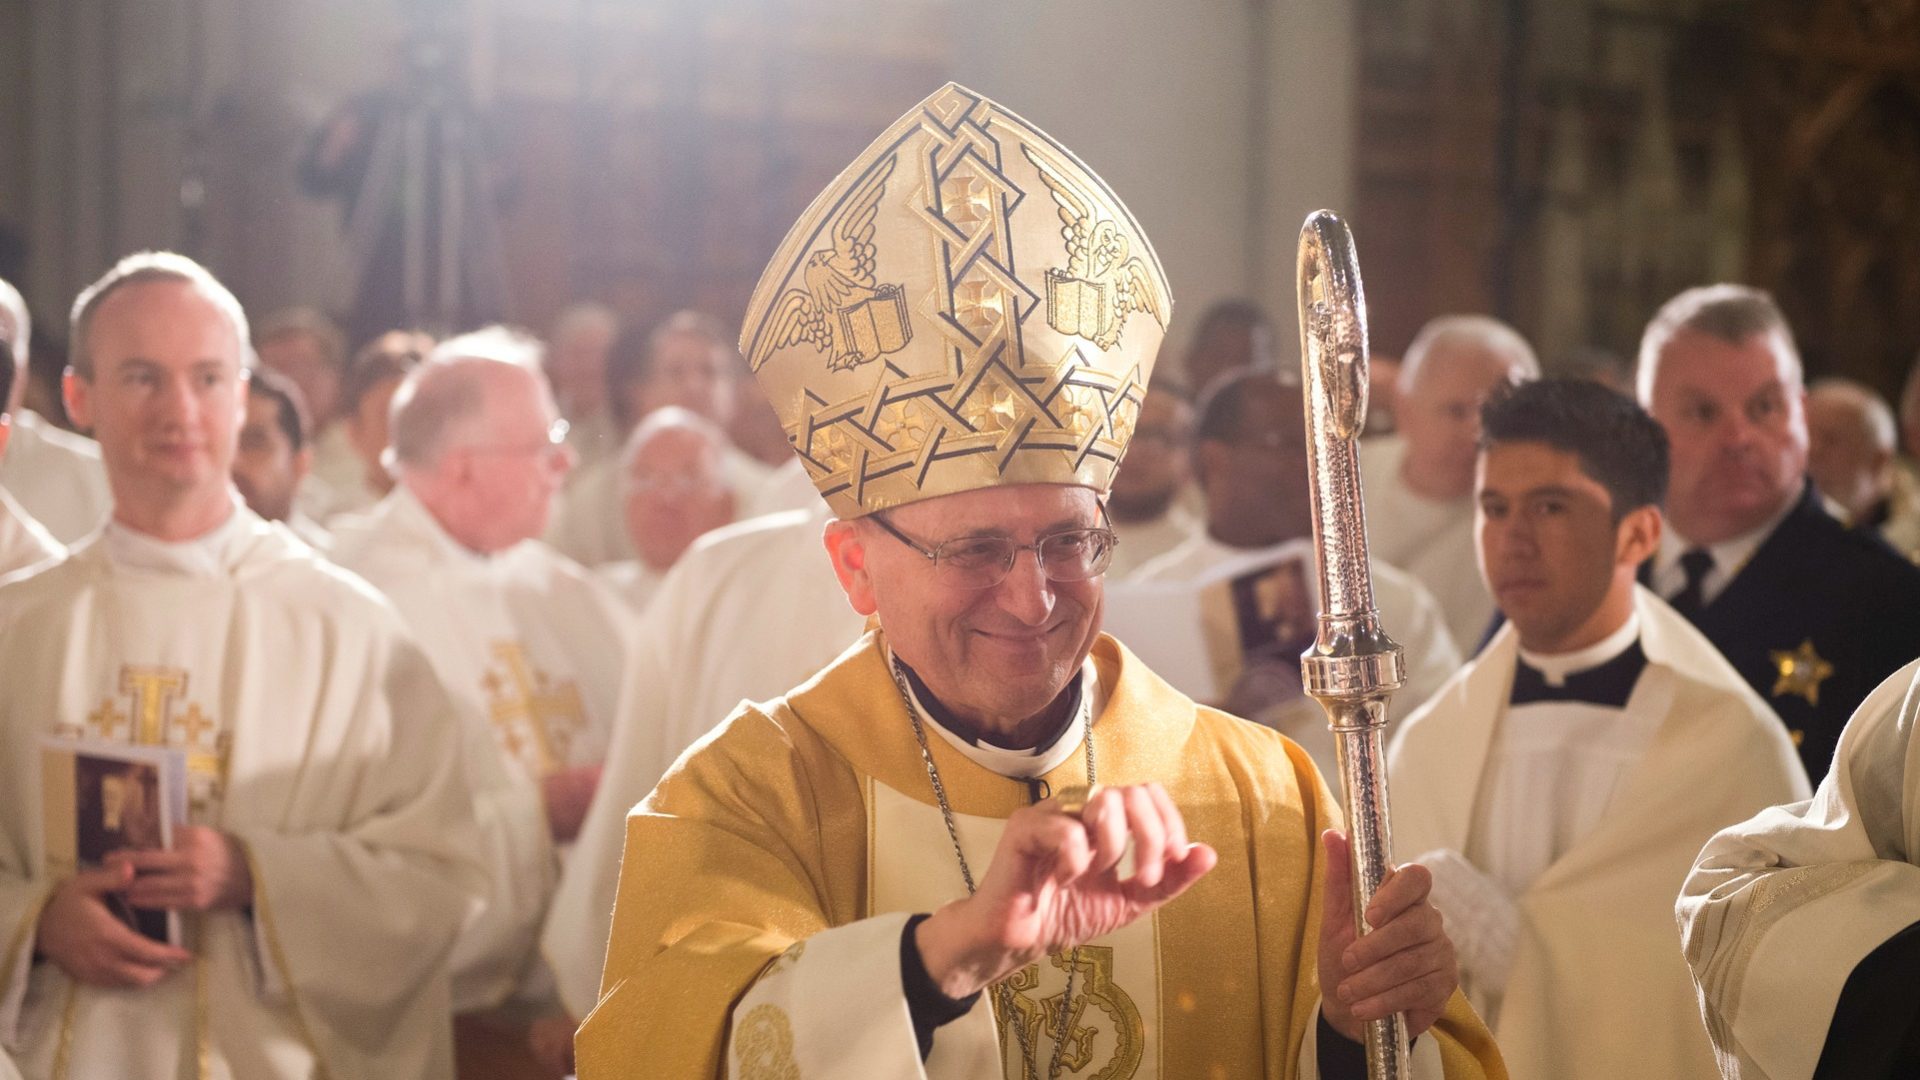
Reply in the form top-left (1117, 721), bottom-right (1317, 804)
top-left (0, 252), bottom-right (483, 1078)
top-left (576, 84), bottom-right (1501, 1080)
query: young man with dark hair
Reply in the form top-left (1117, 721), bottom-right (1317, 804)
top-left (1389, 377), bottom-right (1809, 1080)
top-left (233, 366), bottom-right (329, 548)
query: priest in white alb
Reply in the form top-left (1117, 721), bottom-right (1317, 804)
top-left (0, 337), bottom-right (61, 579)
top-left (1359, 315), bottom-right (1539, 650)
top-left (330, 329), bottom-right (635, 1061)
top-left (544, 501), bottom-right (867, 1020)
top-left (1389, 378), bottom-right (1809, 1080)
top-left (591, 405), bottom-right (739, 614)
top-left (0, 277), bottom-right (112, 545)
top-left (0, 252), bottom-right (484, 1079)
top-left (575, 83), bottom-right (1502, 1080)
top-left (1130, 369), bottom-right (1460, 778)
top-left (1680, 660), bottom-right (1920, 1079)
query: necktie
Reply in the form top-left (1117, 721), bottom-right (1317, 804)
top-left (1668, 548), bottom-right (1714, 617)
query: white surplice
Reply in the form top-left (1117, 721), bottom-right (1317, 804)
top-left (0, 489), bottom-right (60, 580)
top-left (0, 505), bottom-right (484, 1080)
top-left (543, 505), bottom-right (867, 1018)
top-left (543, 445), bottom-right (772, 567)
top-left (1126, 531), bottom-right (1462, 779)
top-left (0, 412), bottom-right (110, 545)
top-left (330, 487), bottom-right (635, 1012)
top-left (1391, 586), bottom-right (1810, 1080)
top-left (1358, 434), bottom-right (1492, 651)
top-left (297, 423), bottom-right (381, 525)
top-left (1679, 657), bottom-right (1920, 1080)
top-left (593, 559), bottom-right (664, 615)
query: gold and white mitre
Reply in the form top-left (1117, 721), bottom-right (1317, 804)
top-left (740, 83), bottom-right (1173, 518)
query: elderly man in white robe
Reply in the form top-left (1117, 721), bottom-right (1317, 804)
top-left (0, 251), bottom-right (483, 1079)
top-left (1360, 315), bottom-right (1540, 650)
top-left (1681, 657), bottom-right (1920, 1080)
top-left (592, 405), bottom-right (737, 614)
top-left (1130, 369), bottom-right (1460, 779)
top-left (546, 312), bottom-right (771, 566)
top-left (0, 337), bottom-right (61, 579)
top-left (329, 327), bottom-right (634, 1072)
top-left (0, 277), bottom-right (112, 544)
top-left (1390, 378), bottom-right (1808, 1080)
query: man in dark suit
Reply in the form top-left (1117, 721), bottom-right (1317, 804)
top-left (1637, 284), bottom-right (1920, 783)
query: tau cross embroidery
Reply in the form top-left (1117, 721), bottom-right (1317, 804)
top-left (83, 665), bottom-right (229, 805)
top-left (1770, 639), bottom-right (1834, 708)
top-left (482, 641), bottom-right (585, 777)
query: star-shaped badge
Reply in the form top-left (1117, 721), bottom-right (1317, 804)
top-left (1770, 639), bottom-right (1834, 708)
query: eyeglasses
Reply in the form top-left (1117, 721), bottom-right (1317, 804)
top-left (871, 507), bottom-right (1119, 590)
top-left (466, 418), bottom-right (571, 458)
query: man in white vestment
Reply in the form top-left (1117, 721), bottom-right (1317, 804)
top-left (300, 330), bottom-right (431, 523)
top-left (1360, 315), bottom-right (1539, 651)
top-left (543, 503), bottom-right (867, 1020)
top-left (1105, 382), bottom-right (1201, 578)
top-left (0, 252), bottom-right (484, 1079)
top-left (329, 327), bottom-right (635, 1070)
top-left (0, 278), bottom-right (111, 544)
top-left (547, 311), bottom-right (771, 565)
top-left (1391, 378), bottom-right (1809, 1080)
top-left (0, 338), bottom-right (62, 579)
top-left (1681, 658), bottom-right (1920, 1080)
top-left (1131, 369), bottom-right (1460, 778)
top-left (233, 367), bottom-right (330, 550)
top-left (592, 406), bottom-right (737, 614)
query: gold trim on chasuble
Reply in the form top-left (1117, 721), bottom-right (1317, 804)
top-left (480, 640), bottom-right (588, 777)
top-left (740, 83), bottom-right (1172, 519)
top-left (866, 777), bottom-right (1158, 1079)
top-left (64, 664), bottom-right (232, 810)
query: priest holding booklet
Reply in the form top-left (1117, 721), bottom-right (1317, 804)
top-left (0, 252), bottom-right (485, 1079)
top-left (577, 83), bottom-right (1501, 1079)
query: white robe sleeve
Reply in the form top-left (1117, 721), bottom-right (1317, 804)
top-left (1411, 849), bottom-right (1518, 1006)
top-left (727, 913), bottom-right (929, 1079)
top-left (1679, 659), bottom-right (1920, 1080)
top-left (230, 634), bottom-right (488, 1076)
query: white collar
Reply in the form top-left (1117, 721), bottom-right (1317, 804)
top-left (1660, 490), bottom-right (1798, 579)
top-left (388, 484), bottom-right (500, 567)
top-left (1516, 611), bottom-right (1641, 687)
top-left (888, 648), bottom-right (1100, 780)
top-left (103, 494), bottom-right (251, 578)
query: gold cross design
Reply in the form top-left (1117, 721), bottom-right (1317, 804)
top-left (482, 641), bottom-right (585, 777)
top-left (120, 667), bottom-right (189, 745)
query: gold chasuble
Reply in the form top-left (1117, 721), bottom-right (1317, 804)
top-left (578, 630), bottom-right (1499, 1079)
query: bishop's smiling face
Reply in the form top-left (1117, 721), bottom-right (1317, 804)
top-left (826, 483), bottom-right (1106, 735)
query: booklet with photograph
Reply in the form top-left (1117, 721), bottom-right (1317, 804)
top-left (40, 737), bottom-right (190, 946)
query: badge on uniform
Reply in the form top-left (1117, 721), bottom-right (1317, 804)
top-left (1769, 638), bottom-right (1833, 708)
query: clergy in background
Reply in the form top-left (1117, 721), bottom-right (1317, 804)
top-left (0, 252), bottom-right (483, 1078)
top-left (1637, 285), bottom-right (1920, 782)
top-left (1390, 378), bottom-right (1808, 1080)
top-left (0, 277), bottom-right (111, 545)
top-left (1104, 380), bottom-right (1201, 578)
top-left (544, 502), bottom-right (866, 1021)
top-left (329, 328), bottom-right (634, 1065)
top-left (546, 311), bottom-right (771, 566)
top-left (0, 337), bottom-right (62, 578)
top-left (1131, 369), bottom-right (1460, 778)
top-left (545, 302), bottom-right (623, 471)
top-left (232, 366), bottom-right (330, 550)
top-left (300, 329), bottom-right (430, 523)
top-left (1804, 376), bottom-right (1920, 558)
top-left (592, 405), bottom-right (737, 614)
top-left (1681, 658), bottom-right (1920, 1079)
top-left (577, 83), bottom-right (1500, 1079)
top-left (1360, 315), bottom-right (1539, 651)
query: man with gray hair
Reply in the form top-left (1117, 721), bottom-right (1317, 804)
top-left (1361, 314), bottom-right (1541, 648)
top-left (1638, 283), bottom-right (1920, 781)
top-left (0, 251), bottom-right (484, 1078)
top-left (0, 277), bottom-right (112, 543)
top-left (1806, 376), bottom-right (1920, 556)
top-left (595, 405), bottom-right (736, 613)
top-left (329, 326), bottom-right (634, 1074)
